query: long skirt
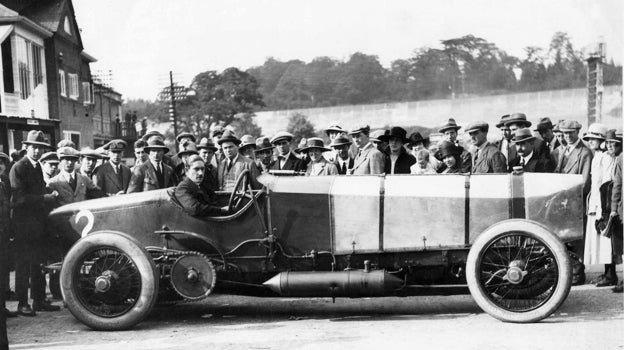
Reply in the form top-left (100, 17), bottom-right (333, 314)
top-left (584, 213), bottom-right (613, 264)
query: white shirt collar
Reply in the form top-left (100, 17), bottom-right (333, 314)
top-left (27, 156), bottom-right (38, 167)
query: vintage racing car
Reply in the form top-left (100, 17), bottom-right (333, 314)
top-left (48, 171), bottom-right (584, 330)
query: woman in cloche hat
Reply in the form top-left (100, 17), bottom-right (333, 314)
top-left (301, 138), bottom-right (338, 176)
top-left (435, 141), bottom-right (464, 174)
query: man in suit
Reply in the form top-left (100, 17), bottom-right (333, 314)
top-left (40, 152), bottom-right (60, 185)
top-left (78, 148), bottom-right (102, 180)
top-left (508, 128), bottom-right (554, 173)
top-left (174, 155), bottom-right (227, 217)
top-left (9, 131), bottom-right (60, 316)
top-left (465, 121), bottom-right (507, 174)
top-left (0, 153), bottom-right (16, 320)
top-left (173, 142), bottom-right (198, 184)
top-left (495, 114), bottom-right (516, 170)
top-left (438, 118), bottom-right (472, 173)
top-left (254, 137), bottom-right (275, 173)
top-left (330, 135), bottom-right (353, 175)
top-left (132, 139), bottom-right (148, 171)
top-left (534, 117), bottom-right (561, 155)
top-left (269, 131), bottom-right (306, 173)
top-left (48, 147), bottom-right (106, 206)
top-left (93, 139), bottom-right (132, 195)
top-left (127, 139), bottom-right (176, 193)
top-left (198, 138), bottom-right (219, 192)
top-left (323, 123), bottom-right (347, 162)
top-left (218, 131), bottom-right (260, 191)
top-left (380, 127), bottom-right (415, 174)
top-left (554, 120), bottom-right (593, 197)
top-left (348, 125), bottom-right (385, 175)
top-left (504, 113), bottom-right (550, 165)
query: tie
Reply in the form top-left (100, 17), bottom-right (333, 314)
top-left (116, 165), bottom-right (123, 184)
top-left (341, 162), bottom-right (346, 174)
top-left (519, 157), bottom-right (525, 167)
top-left (69, 174), bottom-right (76, 191)
top-left (473, 150), bottom-right (479, 167)
top-left (227, 159), bottom-right (233, 172)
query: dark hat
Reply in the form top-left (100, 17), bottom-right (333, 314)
top-left (504, 113), bottom-right (532, 127)
top-left (176, 141), bottom-right (198, 157)
top-left (239, 135), bottom-right (257, 151)
top-left (406, 132), bottom-right (429, 147)
top-left (270, 131), bottom-right (294, 145)
top-left (176, 132), bottom-right (196, 143)
top-left (438, 118), bottom-right (461, 133)
top-left (605, 129), bottom-right (622, 143)
top-left (134, 139), bottom-right (146, 150)
top-left (496, 114), bottom-right (510, 128)
top-left (142, 129), bottom-right (164, 142)
top-left (22, 130), bottom-right (50, 147)
top-left (105, 139), bottom-right (127, 152)
top-left (324, 123), bottom-right (345, 136)
top-left (144, 139), bottom-right (170, 153)
top-left (197, 137), bottom-right (218, 151)
top-left (300, 137), bottom-right (331, 153)
top-left (39, 152), bottom-right (59, 163)
top-left (348, 125), bottom-right (371, 136)
top-left (329, 135), bottom-right (352, 148)
top-left (57, 146), bottom-right (81, 159)
top-left (379, 127), bottom-right (410, 143)
top-left (211, 125), bottom-right (225, 138)
top-left (436, 140), bottom-right (462, 160)
top-left (369, 129), bottom-right (388, 143)
top-left (465, 121), bottom-right (489, 133)
top-left (57, 139), bottom-right (76, 149)
top-left (558, 120), bottom-right (582, 132)
top-left (582, 123), bottom-right (608, 141)
top-left (512, 128), bottom-right (536, 143)
top-left (534, 117), bottom-right (554, 132)
top-left (218, 130), bottom-right (241, 146)
top-left (254, 137), bottom-right (274, 153)
top-left (80, 147), bottom-right (103, 159)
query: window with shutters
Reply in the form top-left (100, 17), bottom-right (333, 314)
top-left (68, 73), bottom-right (79, 100)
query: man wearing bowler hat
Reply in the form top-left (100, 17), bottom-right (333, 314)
top-left (465, 121), bottom-right (507, 174)
top-left (9, 130), bottom-right (61, 316)
top-left (380, 127), bottom-right (415, 174)
top-left (127, 139), bottom-right (176, 193)
top-left (94, 139), bottom-right (132, 195)
top-left (349, 125), bottom-right (385, 175)
top-left (217, 130), bottom-right (260, 191)
top-left (330, 135), bottom-right (353, 175)
top-left (269, 131), bottom-right (306, 172)
top-left (438, 118), bottom-right (472, 173)
top-left (508, 128), bottom-right (554, 173)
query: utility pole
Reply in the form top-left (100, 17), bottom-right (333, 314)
top-left (168, 71), bottom-right (178, 141)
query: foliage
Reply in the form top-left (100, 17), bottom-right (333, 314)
top-left (286, 113), bottom-right (315, 140)
top-left (229, 113), bottom-right (263, 137)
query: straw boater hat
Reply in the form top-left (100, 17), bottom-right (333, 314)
top-left (496, 114), bottom-right (511, 129)
top-left (605, 129), bottom-right (622, 143)
top-left (438, 118), bottom-right (462, 133)
top-left (239, 135), bottom-right (257, 152)
top-left (270, 131), bottom-right (294, 145)
top-left (176, 132), bottom-right (196, 143)
top-left (329, 135), bottom-right (352, 148)
top-left (511, 128), bottom-right (536, 143)
top-left (39, 152), bottom-right (59, 164)
top-left (254, 137), bottom-right (274, 153)
top-left (582, 123), bottom-right (608, 141)
top-left (534, 117), bottom-right (555, 132)
top-left (22, 130), bottom-right (50, 148)
top-left (379, 127), bottom-right (410, 144)
top-left (144, 139), bottom-right (170, 154)
top-left (464, 121), bottom-right (489, 134)
top-left (217, 130), bottom-right (241, 145)
top-left (324, 123), bottom-right (345, 136)
top-left (197, 137), bottom-right (218, 151)
top-left (435, 140), bottom-right (462, 161)
top-left (176, 141), bottom-right (198, 158)
top-left (369, 129), bottom-right (388, 143)
top-left (299, 138), bottom-right (331, 153)
top-left (504, 113), bottom-right (531, 128)
top-left (57, 146), bottom-right (81, 160)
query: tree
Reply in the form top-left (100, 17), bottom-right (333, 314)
top-left (545, 32), bottom-right (585, 89)
top-left (333, 52), bottom-right (387, 104)
top-left (286, 113), bottom-right (315, 141)
top-left (229, 112), bottom-right (263, 137)
top-left (518, 46), bottom-right (547, 91)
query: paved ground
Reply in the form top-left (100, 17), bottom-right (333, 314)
top-left (4, 283), bottom-right (623, 350)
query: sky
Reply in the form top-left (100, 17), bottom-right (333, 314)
top-left (73, 0), bottom-right (623, 101)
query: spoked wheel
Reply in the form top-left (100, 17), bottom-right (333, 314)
top-left (466, 220), bottom-right (572, 323)
top-left (61, 231), bottom-right (159, 330)
top-left (227, 169), bottom-right (251, 212)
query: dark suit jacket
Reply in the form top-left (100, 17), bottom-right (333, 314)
top-left (384, 149), bottom-right (416, 174)
top-left (508, 152), bottom-right (554, 173)
top-left (555, 141), bottom-right (593, 197)
top-left (201, 163), bottom-right (219, 192)
top-left (471, 142), bottom-right (507, 174)
top-left (269, 152), bottom-right (306, 172)
top-left (333, 158), bottom-right (354, 175)
top-left (174, 177), bottom-right (222, 217)
top-left (9, 157), bottom-right (48, 227)
top-left (93, 161), bottom-right (131, 195)
top-left (218, 155), bottom-right (261, 190)
top-left (127, 161), bottom-right (175, 193)
top-left (612, 154), bottom-right (622, 218)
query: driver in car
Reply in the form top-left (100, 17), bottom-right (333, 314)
top-left (175, 155), bottom-right (228, 217)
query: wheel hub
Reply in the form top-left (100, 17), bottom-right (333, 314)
top-left (505, 261), bottom-right (529, 285)
top-left (186, 269), bottom-right (199, 283)
top-left (94, 271), bottom-right (115, 292)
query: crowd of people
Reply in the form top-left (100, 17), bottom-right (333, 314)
top-left (0, 112), bottom-right (622, 322)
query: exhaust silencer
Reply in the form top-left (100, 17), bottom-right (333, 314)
top-left (263, 270), bottom-right (403, 297)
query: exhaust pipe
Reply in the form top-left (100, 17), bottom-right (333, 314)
top-left (263, 270), bottom-right (403, 297)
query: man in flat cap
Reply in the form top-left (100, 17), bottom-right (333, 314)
top-left (127, 139), bottom-right (176, 193)
top-left (9, 130), bottom-right (60, 315)
top-left (78, 148), bottom-right (102, 181)
top-left (438, 118), bottom-right (472, 173)
top-left (217, 131), bottom-right (260, 192)
top-left (330, 135), bottom-right (353, 175)
top-left (465, 122), bottom-right (507, 174)
top-left (555, 120), bottom-right (592, 197)
top-left (48, 147), bottom-right (105, 206)
top-left (39, 152), bottom-right (60, 185)
top-left (508, 128), bottom-right (554, 173)
top-left (269, 131), bottom-right (306, 172)
top-left (349, 125), bottom-right (385, 175)
top-left (94, 139), bottom-right (132, 195)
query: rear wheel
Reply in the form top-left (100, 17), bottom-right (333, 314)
top-left (466, 220), bottom-right (571, 323)
top-left (60, 231), bottom-right (159, 330)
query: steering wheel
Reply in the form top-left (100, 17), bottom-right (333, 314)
top-left (227, 170), bottom-right (251, 213)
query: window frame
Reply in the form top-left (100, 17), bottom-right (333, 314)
top-left (59, 69), bottom-right (67, 97)
top-left (68, 73), bottom-right (79, 100)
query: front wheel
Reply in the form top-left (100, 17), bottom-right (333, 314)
top-left (60, 231), bottom-right (159, 330)
top-left (466, 220), bottom-right (572, 323)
